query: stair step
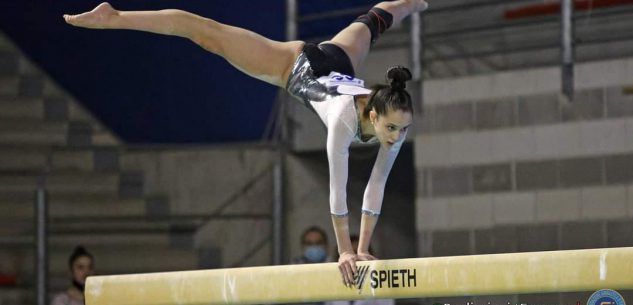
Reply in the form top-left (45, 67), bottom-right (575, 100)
top-left (0, 170), bottom-right (143, 197)
top-left (52, 146), bottom-right (120, 172)
top-left (18, 74), bottom-right (45, 98)
top-left (0, 96), bottom-right (70, 121)
top-left (0, 172), bottom-right (116, 194)
top-left (0, 119), bottom-right (92, 146)
top-left (0, 51), bottom-right (19, 76)
top-left (69, 246), bottom-right (198, 273)
top-left (0, 191), bottom-right (150, 205)
top-left (0, 215), bottom-right (184, 240)
top-left (0, 76), bottom-right (19, 96)
top-left (0, 197), bottom-right (147, 219)
top-left (0, 145), bottom-right (121, 172)
top-left (0, 97), bottom-right (46, 120)
top-left (92, 130), bottom-right (121, 146)
top-left (0, 233), bottom-right (174, 250)
top-left (0, 118), bottom-right (90, 131)
top-left (0, 96), bottom-right (100, 123)
top-left (0, 75), bottom-right (46, 98)
top-left (0, 244), bottom-right (198, 279)
top-left (0, 146), bottom-right (50, 171)
top-left (0, 191), bottom-right (173, 237)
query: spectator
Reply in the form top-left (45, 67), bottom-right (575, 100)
top-left (50, 246), bottom-right (95, 305)
top-left (292, 226), bottom-right (330, 264)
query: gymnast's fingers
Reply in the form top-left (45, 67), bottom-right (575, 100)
top-left (343, 261), bottom-right (355, 286)
top-left (338, 264), bottom-right (348, 286)
top-left (339, 262), bottom-right (350, 286)
top-left (349, 257), bottom-right (358, 276)
top-left (338, 256), bottom-right (357, 287)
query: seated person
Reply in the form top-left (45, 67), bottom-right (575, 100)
top-left (50, 246), bottom-right (95, 305)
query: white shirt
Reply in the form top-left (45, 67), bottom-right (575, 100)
top-left (50, 292), bottom-right (84, 305)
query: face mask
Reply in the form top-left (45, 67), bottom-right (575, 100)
top-left (72, 279), bottom-right (85, 292)
top-left (303, 245), bottom-right (327, 263)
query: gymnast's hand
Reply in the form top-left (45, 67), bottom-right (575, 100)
top-left (63, 2), bottom-right (119, 29)
top-left (356, 252), bottom-right (377, 261)
top-left (338, 251), bottom-right (358, 287)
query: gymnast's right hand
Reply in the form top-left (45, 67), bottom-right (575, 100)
top-left (63, 2), bottom-right (118, 29)
top-left (338, 251), bottom-right (358, 287)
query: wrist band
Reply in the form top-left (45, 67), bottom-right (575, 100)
top-left (330, 212), bottom-right (349, 218)
top-left (361, 209), bottom-right (380, 217)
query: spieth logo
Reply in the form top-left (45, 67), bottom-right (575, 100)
top-left (353, 266), bottom-right (417, 293)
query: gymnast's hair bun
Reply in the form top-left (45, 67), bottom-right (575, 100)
top-left (386, 66), bottom-right (412, 90)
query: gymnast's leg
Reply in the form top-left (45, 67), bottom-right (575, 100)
top-left (63, 2), bottom-right (303, 87)
top-left (325, 0), bottom-right (428, 74)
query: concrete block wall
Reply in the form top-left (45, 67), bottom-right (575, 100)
top-left (115, 144), bottom-right (415, 267)
top-left (119, 145), bottom-right (413, 268)
top-left (121, 146), bottom-right (276, 267)
top-left (414, 57), bottom-right (633, 305)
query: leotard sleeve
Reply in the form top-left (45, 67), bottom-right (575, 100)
top-left (361, 131), bottom-right (407, 215)
top-left (325, 110), bottom-right (356, 216)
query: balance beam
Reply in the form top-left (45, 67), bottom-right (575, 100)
top-left (86, 247), bottom-right (633, 305)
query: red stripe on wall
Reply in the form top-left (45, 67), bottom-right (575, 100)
top-left (504, 0), bottom-right (633, 20)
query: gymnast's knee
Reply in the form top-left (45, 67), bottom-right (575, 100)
top-left (353, 6), bottom-right (393, 44)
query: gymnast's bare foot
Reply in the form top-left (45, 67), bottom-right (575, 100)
top-left (63, 2), bottom-right (118, 29)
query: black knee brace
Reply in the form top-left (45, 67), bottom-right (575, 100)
top-left (354, 7), bottom-right (393, 44)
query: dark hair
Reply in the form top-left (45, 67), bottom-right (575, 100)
top-left (68, 246), bottom-right (93, 269)
top-left (363, 66), bottom-right (413, 118)
top-left (300, 226), bottom-right (328, 245)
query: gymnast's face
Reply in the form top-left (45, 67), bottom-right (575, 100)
top-left (71, 255), bottom-right (94, 285)
top-left (370, 108), bottom-right (412, 148)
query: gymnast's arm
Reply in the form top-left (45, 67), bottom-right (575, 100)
top-left (325, 116), bottom-right (358, 287)
top-left (357, 132), bottom-right (406, 260)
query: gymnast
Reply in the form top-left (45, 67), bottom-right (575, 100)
top-left (63, 0), bottom-right (428, 287)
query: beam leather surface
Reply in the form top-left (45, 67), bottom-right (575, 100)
top-left (86, 247), bottom-right (633, 305)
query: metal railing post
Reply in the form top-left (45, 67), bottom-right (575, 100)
top-left (35, 188), bottom-right (48, 305)
top-left (561, 0), bottom-right (575, 101)
top-left (410, 12), bottom-right (424, 115)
